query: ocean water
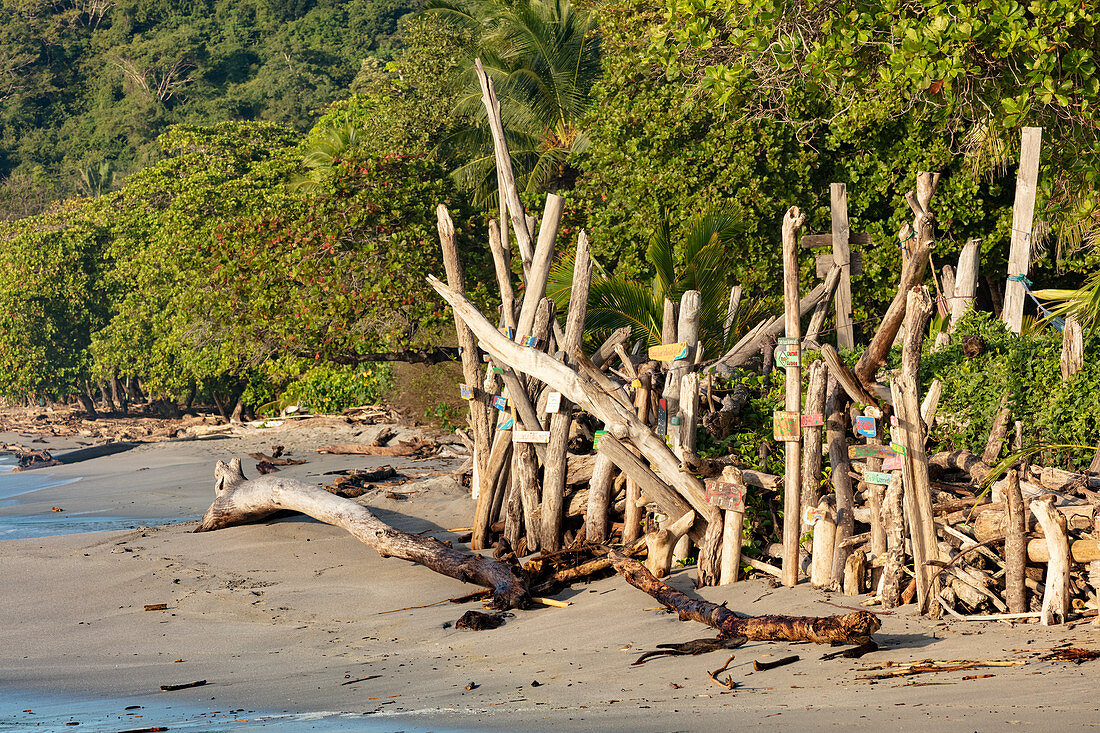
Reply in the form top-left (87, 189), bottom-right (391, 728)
top-left (0, 689), bottom-right (480, 732)
top-left (0, 453), bottom-right (181, 540)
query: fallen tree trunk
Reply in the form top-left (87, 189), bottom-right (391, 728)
top-left (608, 549), bottom-right (881, 644)
top-left (195, 458), bottom-right (530, 610)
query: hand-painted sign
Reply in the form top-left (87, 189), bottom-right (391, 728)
top-left (513, 430), bottom-right (551, 444)
top-left (705, 479), bottom-right (746, 511)
top-left (498, 417), bottom-right (515, 431)
top-left (773, 411), bottom-right (801, 441)
top-left (545, 391), bottom-right (562, 413)
top-left (881, 454), bottom-right (903, 471)
top-left (855, 416), bottom-right (876, 438)
top-left (848, 444), bottom-right (896, 459)
top-left (649, 342), bottom-right (689, 361)
top-left (864, 471), bottom-right (892, 485)
top-left (775, 337), bottom-right (800, 368)
top-left (800, 413), bottom-right (824, 427)
top-left (593, 429), bottom-right (608, 450)
top-left (890, 441), bottom-right (907, 455)
top-left (491, 395), bottom-right (509, 411)
top-left (460, 384), bottom-right (475, 400)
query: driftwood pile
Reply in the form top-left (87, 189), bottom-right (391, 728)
top-left (427, 92), bottom-right (1100, 629)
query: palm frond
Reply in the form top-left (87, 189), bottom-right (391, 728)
top-left (1033, 269), bottom-right (1100, 332)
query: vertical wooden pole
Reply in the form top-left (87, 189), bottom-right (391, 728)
top-left (781, 206), bottom-right (805, 587)
top-left (799, 360), bottom-right (827, 534)
top-left (880, 474), bottom-right (906, 608)
top-left (666, 290), bottom-right (701, 460)
top-left (892, 286), bottom-right (940, 616)
top-left (1003, 468), bottom-right (1027, 613)
top-left (950, 239), bottom-right (981, 329)
top-left (585, 454), bottom-right (615, 543)
top-left (1003, 127), bottom-right (1043, 334)
top-left (623, 374), bottom-right (650, 545)
top-left (825, 379), bottom-right (854, 587)
top-left (810, 497), bottom-right (837, 588)
top-left (1032, 495), bottom-right (1069, 625)
top-left (487, 220), bottom-right (517, 333)
top-left (830, 183), bottom-right (854, 350)
top-left (1061, 316), bottom-right (1084, 381)
top-left (541, 232), bottom-right (592, 551)
top-left (723, 285), bottom-right (743, 349)
top-left (437, 205), bottom-right (492, 529)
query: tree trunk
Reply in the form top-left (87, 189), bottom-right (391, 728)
top-left (196, 458), bottom-right (529, 609)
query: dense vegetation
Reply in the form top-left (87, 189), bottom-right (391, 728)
top-left (0, 0), bottom-right (417, 215)
top-left (0, 0), bottom-right (1098, 437)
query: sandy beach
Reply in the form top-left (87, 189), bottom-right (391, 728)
top-left (3, 417), bottom-right (1100, 732)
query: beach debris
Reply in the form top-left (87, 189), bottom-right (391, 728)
top-left (196, 458), bottom-right (531, 610)
top-left (465, 681), bottom-right (478, 690)
top-left (255, 461), bottom-right (280, 475)
top-left (12, 449), bottom-right (61, 471)
top-left (322, 466), bottom-right (403, 499)
top-left (316, 438), bottom-right (439, 458)
top-left (51, 506), bottom-right (64, 512)
top-left (1038, 647), bottom-right (1100, 663)
top-left (753, 655), bottom-right (799, 671)
top-left (708, 655), bottom-right (739, 690)
top-left (247, 446), bottom-right (306, 466)
top-left (820, 640), bottom-right (879, 660)
top-left (609, 549), bottom-right (881, 646)
top-left (143, 603), bottom-right (168, 611)
top-left (455, 610), bottom-right (509, 630)
top-left (856, 659), bottom-right (1024, 680)
top-left (159, 679), bottom-right (207, 691)
top-left (341, 675), bottom-right (381, 686)
top-left (632, 637), bottom-right (746, 666)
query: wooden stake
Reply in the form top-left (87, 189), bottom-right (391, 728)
top-left (1031, 495), bottom-right (1069, 625)
top-left (1003, 126), bottom-right (1043, 335)
top-left (800, 360), bottom-right (827, 534)
top-left (880, 474), bottom-right (905, 608)
top-left (437, 205), bottom-right (492, 519)
top-left (586, 454), bottom-right (616, 544)
top-left (810, 496), bottom-right (837, 588)
top-left (1061, 315), bottom-right (1084, 381)
top-left (664, 290), bottom-right (701, 458)
top-left (540, 232), bottom-right (591, 551)
top-left (1003, 468), bottom-right (1027, 613)
top-left (720, 476), bottom-right (745, 586)
top-left (950, 238), bottom-right (981, 329)
top-left (723, 285), bottom-right (743, 348)
top-left (487, 219), bottom-right (516, 333)
top-left (803, 265), bottom-right (843, 348)
top-left (825, 378), bottom-right (854, 587)
top-left (623, 374), bottom-right (650, 545)
top-left (830, 183), bottom-right (854, 350)
top-left (893, 286), bottom-right (940, 616)
top-left (844, 549), bottom-right (867, 596)
top-left (981, 397), bottom-right (1011, 465)
top-left (781, 206), bottom-right (805, 587)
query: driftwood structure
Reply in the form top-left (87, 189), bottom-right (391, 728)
top-left (191, 79), bottom-right (1095, 638)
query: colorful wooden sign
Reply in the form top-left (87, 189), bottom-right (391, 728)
top-left (545, 391), bottom-right (562, 413)
top-left (800, 413), bottom-right (824, 427)
top-left (705, 479), bottom-right (746, 511)
top-left (890, 415), bottom-right (899, 427)
top-left (775, 337), bottom-right (800, 368)
top-left (864, 471), bottom-right (893, 486)
top-left (498, 417), bottom-right (515, 431)
top-left (881, 454), bottom-right (903, 471)
top-left (521, 335), bottom-right (541, 348)
top-left (460, 384), bottom-right (475, 400)
top-left (803, 506), bottom-right (825, 525)
top-left (513, 430), bottom-right (551, 444)
top-left (848, 444), bottom-right (896, 459)
top-left (593, 429), bottom-right (608, 450)
top-left (501, 327), bottom-right (516, 339)
top-left (890, 441), bottom-right (907, 455)
top-left (773, 411), bottom-right (801, 441)
top-left (657, 398), bottom-right (668, 436)
top-left (491, 395), bottom-right (509, 411)
top-left (855, 416), bottom-right (876, 438)
top-left (648, 342), bottom-right (689, 362)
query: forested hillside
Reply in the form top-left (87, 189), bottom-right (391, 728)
top-left (0, 0), bottom-right (414, 216)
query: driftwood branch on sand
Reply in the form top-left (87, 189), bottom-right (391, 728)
top-left (195, 458), bottom-right (530, 610)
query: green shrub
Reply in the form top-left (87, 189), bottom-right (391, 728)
top-left (279, 363), bottom-right (394, 415)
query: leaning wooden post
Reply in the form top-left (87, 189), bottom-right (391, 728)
top-left (723, 285), bottom-right (743, 348)
top-left (1003, 468), bottom-right (1028, 614)
top-left (880, 474), bottom-right (906, 608)
top-left (487, 220), bottom-right (517, 333)
top-left (437, 206), bottom-right (492, 529)
top-left (623, 373), bottom-right (650, 545)
top-left (780, 206), bottom-right (805, 587)
top-left (665, 290), bottom-right (700, 460)
top-left (800, 360), bottom-right (827, 534)
top-left (1031, 495), bottom-right (1069, 625)
top-left (892, 286), bottom-right (940, 616)
top-left (1003, 127), bottom-right (1042, 335)
top-left (830, 183), bottom-right (855, 350)
top-left (541, 231), bottom-right (592, 551)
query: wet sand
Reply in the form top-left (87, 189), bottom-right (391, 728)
top-left (3, 420), bottom-right (1100, 731)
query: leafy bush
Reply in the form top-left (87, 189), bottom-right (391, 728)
top-left (279, 362), bottom-right (393, 414)
top-left (925, 311), bottom-right (1100, 469)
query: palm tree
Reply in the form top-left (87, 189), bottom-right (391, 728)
top-left (547, 209), bottom-right (769, 357)
top-left (288, 124), bottom-right (365, 195)
top-left (1034, 269), bottom-right (1100, 332)
top-left (424, 0), bottom-right (600, 205)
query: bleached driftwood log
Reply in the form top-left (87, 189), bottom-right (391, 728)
top-left (196, 459), bottom-right (529, 609)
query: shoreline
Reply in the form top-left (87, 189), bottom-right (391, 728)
top-left (3, 416), bottom-right (1100, 730)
